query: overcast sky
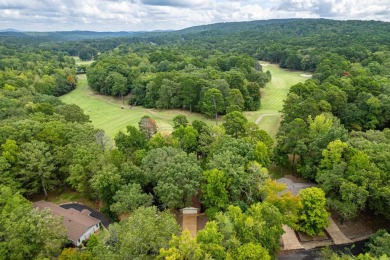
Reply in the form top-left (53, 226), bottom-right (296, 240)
top-left (0, 0), bottom-right (389, 32)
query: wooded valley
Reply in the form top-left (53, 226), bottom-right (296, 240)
top-left (0, 19), bottom-right (390, 259)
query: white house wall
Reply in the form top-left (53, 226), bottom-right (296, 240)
top-left (74, 224), bottom-right (99, 246)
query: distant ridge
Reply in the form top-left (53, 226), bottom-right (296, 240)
top-left (0, 28), bottom-right (20, 32)
top-left (0, 29), bottom-right (175, 41)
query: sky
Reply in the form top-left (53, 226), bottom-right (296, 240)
top-left (0, 0), bottom-right (389, 32)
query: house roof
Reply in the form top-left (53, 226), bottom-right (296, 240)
top-left (33, 201), bottom-right (101, 243)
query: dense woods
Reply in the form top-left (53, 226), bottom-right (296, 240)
top-left (1, 18), bottom-right (390, 259)
top-left (86, 48), bottom-right (270, 115)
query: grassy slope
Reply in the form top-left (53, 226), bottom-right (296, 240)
top-left (60, 74), bottom-right (216, 138)
top-left (61, 62), bottom-right (308, 139)
top-left (244, 62), bottom-right (310, 139)
top-left (72, 56), bottom-right (95, 66)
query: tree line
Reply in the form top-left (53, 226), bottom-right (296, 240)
top-left (86, 47), bottom-right (270, 116)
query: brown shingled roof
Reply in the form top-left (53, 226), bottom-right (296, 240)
top-left (34, 201), bottom-right (101, 243)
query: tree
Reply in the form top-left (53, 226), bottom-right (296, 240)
top-left (201, 88), bottom-right (225, 124)
top-left (196, 221), bottom-right (226, 260)
top-left (234, 243), bottom-right (271, 260)
top-left (298, 187), bottom-right (330, 236)
top-left (254, 141), bottom-right (270, 167)
top-left (0, 186), bottom-right (67, 259)
top-left (148, 132), bottom-right (179, 150)
top-left (16, 140), bottom-right (55, 197)
top-left (203, 203), bottom-right (284, 256)
top-left (156, 79), bottom-right (180, 109)
top-left (260, 179), bottom-right (302, 228)
top-left (67, 144), bottom-right (101, 198)
top-left (115, 125), bottom-right (147, 155)
top-left (223, 111), bottom-right (248, 138)
top-left (110, 183), bottom-right (153, 215)
top-left (227, 88), bottom-right (245, 112)
top-left (366, 229), bottom-right (390, 257)
top-left (94, 130), bottom-right (112, 153)
top-left (158, 230), bottom-right (209, 260)
top-left (90, 164), bottom-right (123, 209)
top-left (106, 72), bottom-right (127, 104)
top-left (59, 248), bottom-right (94, 260)
top-left (173, 115), bottom-right (189, 129)
top-left (153, 152), bottom-right (202, 209)
top-left (54, 104), bottom-right (90, 123)
top-left (93, 206), bottom-right (179, 259)
top-left (317, 140), bottom-right (380, 220)
top-left (201, 169), bottom-right (229, 218)
top-left (172, 125), bottom-right (199, 153)
top-left (139, 115), bottom-right (158, 139)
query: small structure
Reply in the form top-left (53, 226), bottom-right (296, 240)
top-left (180, 207), bottom-right (200, 237)
top-left (34, 201), bottom-right (101, 246)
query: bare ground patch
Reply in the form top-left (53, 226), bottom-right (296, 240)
top-left (333, 211), bottom-right (390, 241)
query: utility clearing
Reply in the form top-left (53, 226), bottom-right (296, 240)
top-left (61, 61), bottom-right (310, 139)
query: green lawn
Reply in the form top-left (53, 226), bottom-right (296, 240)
top-left (61, 63), bottom-right (309, 139)
top-left (72, 56), bottom-right (95, 66)
top-left (60, 75), bottom-right (217, 138)
top-left (244, 61), bottom-right (310, 139)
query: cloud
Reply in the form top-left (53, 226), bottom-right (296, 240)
top-left (0, 0), bottom-right (389, 31)
top-left (276, 0), bottom-right (390, 19)
top-left (140, 0), bottom-right (210, 8)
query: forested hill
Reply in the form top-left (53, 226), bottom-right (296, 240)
top-left (3, 19), bottom-right (390, 64)
top-left (0, 30), bottom-right (141, 43)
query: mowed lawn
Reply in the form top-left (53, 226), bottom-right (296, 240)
top-left (72, 56), bottom-right (95, 66)
top-left (60, 74), bottom-right (217, 138)
top-left (61, 62), bottom-right (309, 139)
top-left (244, 61), bottom-right (310, 139)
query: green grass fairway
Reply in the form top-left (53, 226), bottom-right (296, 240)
top-left (244, 61), bottom-right (310, 139)
top-left (61, 62), bottom-right (309, 139)
top-left (72, 56), bottom-right (95, 66)
top-left (60, 75), bottom-right (216, 138)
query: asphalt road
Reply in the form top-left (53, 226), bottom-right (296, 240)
top-left (278, 240), bottom-right (368, 260)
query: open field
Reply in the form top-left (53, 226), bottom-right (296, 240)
top-left (244, 61), bottom-right (310, 139)
top-left (61, 63), bottom-right (309, 139)
top-left (72, 56), bottom-right (95, 66)
top-left (60, 75), bottom-right (217, 138)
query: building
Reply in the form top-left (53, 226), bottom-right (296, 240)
top-left (34, 201), bottom-right (101, 246)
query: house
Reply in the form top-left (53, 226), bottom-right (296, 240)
top-left (34, 201), bottom-right (101, 246)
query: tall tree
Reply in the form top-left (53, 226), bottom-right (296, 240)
top-left (0, 186), bottom-right (66, 259)
top-left (201, 88), bottom-right (225, 124)
top-left (139, 116), bottom-right (158, 139)
top-left (298, 187), bottom-right (330, 236)
top-left (201, 169), bottom-right (229, 218)
top-left (153, 152), bottom-right (202, 209)
top-left (110, 183), bottom-right (153, 215)
top-left (223, 111), bottom-right (248, 138)
top-left (16, 140), bottom-right (55, 197)
top-left (227, 88), bottom-right (245, 112)
top-left (106, 71), bottom-right (127, 104)
top-left (93, 206), bottom-right (179, 259)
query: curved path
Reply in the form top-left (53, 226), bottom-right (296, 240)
top-left (255, 112), bottom-right (280, 124)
